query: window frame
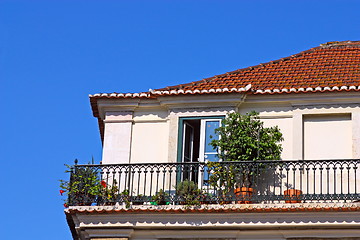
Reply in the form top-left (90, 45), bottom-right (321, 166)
top-left (177, 116), bottom-right (225, 163)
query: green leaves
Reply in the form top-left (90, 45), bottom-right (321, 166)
top-left (211, 111), bottom-right (283, 162)
top-left (208, 111), bottom-right (284, 188)
top-left (175, 180), bottom-right (203, 206)
top-left (60, 165), bottom-right (102, 206)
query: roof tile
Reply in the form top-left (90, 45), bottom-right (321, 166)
top-left (90, 40), bottom-right (360, 99)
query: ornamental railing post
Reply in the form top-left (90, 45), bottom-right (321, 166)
top-left (68, 159), bottom-right (78, 206)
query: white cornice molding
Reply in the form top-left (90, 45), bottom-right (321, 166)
top-left (84, 229), bottom-right (134, 239)
top-left (133, 119), bottom-right (169, 123)
top-left (103, 119), bottom-right (134, 123)
top-left (158, 93), bottom-right (246, 109)
top-left (97, 99), bottom-right (140, 119)
top-left (95, 92), bottom-right (359, 120)
top-left (67, 203), bottom-right (360, 230)
top-left (246, 92), bottom-right (360, 105)
top-left (73, 211), bottom-right (360, 229)
top-left (169, 106), bottom-right (234, 116)
top-left (67, 203), bottom-right (360, 239)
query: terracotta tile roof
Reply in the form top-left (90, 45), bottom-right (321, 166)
top-left (154, 40), bottom-right (360, 95)
top-left (89, 40), bottom-right (360, 99)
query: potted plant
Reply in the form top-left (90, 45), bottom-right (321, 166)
top-left (132, 194), bottom-right (145, 205)
top-left (151, 189), bottom-right (170, 205)
top-left (175, 179), bottom-right (203, 206)
top-left (206, 161), bottom-right (235, 204)
top-left (200, 192), bottom-right (217, 204)
top-left (118, 189), bottom-right (131, 208)
top-left (60, 163), bottom-right (102, 206)
top-left (98, 179), bottom-right (120, 206)
top-left (283, 189), bottom-right (303, 203)
top-left (209, 111), bottom-right (283, 204)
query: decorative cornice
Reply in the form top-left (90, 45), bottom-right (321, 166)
top-left (66, 202), bottom-right (360, 214)
top-left (65, 202), bottom-right (360, 240)
top-left (254, 85), bottom-right (360, 95)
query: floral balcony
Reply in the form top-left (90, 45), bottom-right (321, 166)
top-left (62, 159), bottom-right (360, 207)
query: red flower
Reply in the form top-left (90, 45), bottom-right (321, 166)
top-left (59, 190), bottom-right (65, 196)
top-left (63, 203), bottom-right (68, 208)
top-left (101, 180), bottom-right (107, 188)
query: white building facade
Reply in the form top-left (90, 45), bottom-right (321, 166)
top-left (66, 41), bottom-right (360, 240)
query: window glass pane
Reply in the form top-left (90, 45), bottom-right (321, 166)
top-left (204, 121), bottom-right (219, 152)
top-left (203, 154), bottom-right (219, 185)
top-left (183, 124), bottom-right (193, 162)
top-left (204, 153), bottom-right (218, 162)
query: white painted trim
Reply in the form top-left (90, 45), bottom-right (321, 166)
top-left (97, 100), bottom-right (140, 119)
top-left (198, 120), bottom-right (206, 163)
top-left (182, 122), bottom-right (194, 164)
top-left (85, 229), bottom-right (133, 239)
top-left (132, 119), bottom-right (169, 123)
top-left (292, 111), bottom-right (303, 160)
top-left (158, 93), bottom-right (246, 109)
top-left (67, 204), bottom-right (360, 232)
top-left (132, 229), bottom-right (360, 240)
top-left (352, 111), bottom-right (360, 159)
top-left (91, 84), bottom-right (360, 99)
top-left (247, 91), bottom-right (360, 104)
top-left (103, 119), bottom-right (133, 123)
top-left (258, 114), bottom-right (293, 119)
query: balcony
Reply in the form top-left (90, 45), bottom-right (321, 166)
top-left (64, 159), bottom-right (360, 207)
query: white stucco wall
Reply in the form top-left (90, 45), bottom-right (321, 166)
top-left (261, 117), bottom-right (293, 160)
top-left (130, 121), bottom-right (169, 163)
top-left (99, 93), bottom-right (360, 164)
top-left (303, 114), bottom-right (352, 160)
top-left (129, 109), bottom-right (169, 163)
top-left (238, 103), bottom-right (294, 160)
top-left (126, 121), bottom-right (170, 195)
top-left (102, 111), bottom-right (133, 164)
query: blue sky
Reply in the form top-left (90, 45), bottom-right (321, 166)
top-left (1, 1), bottom-right (359, 239)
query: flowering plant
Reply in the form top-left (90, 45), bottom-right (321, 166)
top-left (97, 179), bottom-right (120, 204)
top-left (59, 164), bottom-right (102, 206)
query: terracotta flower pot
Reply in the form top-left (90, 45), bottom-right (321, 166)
top-left (284, 189), bottom-right (302, 203)
top-left (234, 187), bottom-right (253, 204)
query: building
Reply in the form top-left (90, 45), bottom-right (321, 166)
top-left (65, 41), bottom-right (360, 240)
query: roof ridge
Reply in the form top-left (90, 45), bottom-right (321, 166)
top-left (320, 40), bottom-right (360, 47)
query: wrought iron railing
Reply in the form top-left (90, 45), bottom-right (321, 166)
top-left (66, 159), bottom-right (360, 206)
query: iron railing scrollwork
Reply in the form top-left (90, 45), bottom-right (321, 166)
top-left (67, 159), bottom-right (360, 206)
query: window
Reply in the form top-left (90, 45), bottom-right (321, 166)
top-left (177, 116), bottom-right (223, 185)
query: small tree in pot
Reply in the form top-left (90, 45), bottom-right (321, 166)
top-left (209, 111), bottom-right (283, 203)
top-left (175, 179), bottom-right (203, 206)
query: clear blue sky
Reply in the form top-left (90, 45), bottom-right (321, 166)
top-left (1, 1), bottom-right (359, 239)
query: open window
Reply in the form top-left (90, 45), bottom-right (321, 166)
top-left (178, 117), bottom-right (223, 185)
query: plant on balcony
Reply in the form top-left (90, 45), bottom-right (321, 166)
top-left (205, 161), bottom-right (236, 202)
top-left (208, 111), bottom-right (283, 202)
top-left (97, 179), bottom-right (120, 205)
top-left (151, 189), bottom-right (169, 205)
top-left (132, 194), bottom-right (145, 205)
top-left (119, 189), bottom-right (131, 208)
top-left (175, 179), bottom-right (203, 206)
top-left (60, 164), bottom-right (102, 206)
